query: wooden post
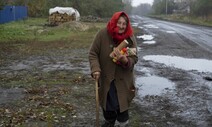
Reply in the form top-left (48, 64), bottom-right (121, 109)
top-left (95, 80), bottom-right (99, 127)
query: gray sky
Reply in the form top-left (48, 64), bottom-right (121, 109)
top-left (132, 0), bottom-right (153, 6)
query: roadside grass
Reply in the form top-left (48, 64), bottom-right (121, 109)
top-left (0, 18), bottom-right (105, 63)
top-left (150, 14), bottom-right (212, 27)
top-left (0, 18), bottom-right (105, 43)
top-left (0, 18), bottom-right (45, 41)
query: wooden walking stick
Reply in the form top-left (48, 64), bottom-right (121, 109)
top-left (95, 79), bottom-right (99, 127)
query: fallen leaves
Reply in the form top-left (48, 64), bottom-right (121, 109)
top-left (0, 85), bottom-right (75, 126)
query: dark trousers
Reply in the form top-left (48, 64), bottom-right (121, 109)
top-left (103, 109), bottom-right (129, 124)
top-left (103, 80), bottom-right (129, 123)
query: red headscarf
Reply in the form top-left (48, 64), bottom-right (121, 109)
top-left (107, 11), bottom-right (133, 43)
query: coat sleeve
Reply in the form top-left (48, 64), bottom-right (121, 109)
top-left (88, 30), bottom-right (102, 75)
top-left (123, 35), bottom-right (138, 69)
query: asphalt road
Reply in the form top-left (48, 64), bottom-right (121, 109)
top-left (132, 16), bottom-right (212, 53)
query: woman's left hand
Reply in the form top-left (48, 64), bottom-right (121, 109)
top-left (113, 48), bottom-right (128, 64)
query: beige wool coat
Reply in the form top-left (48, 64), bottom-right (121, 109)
top-left (89, 28), bottom-right (138, 112)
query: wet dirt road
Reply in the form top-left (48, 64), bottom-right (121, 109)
top-left (0, 17), bottom-right (212, 126)
top-left (132, 15), bottom-right (212, 126)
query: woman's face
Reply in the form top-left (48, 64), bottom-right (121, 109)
top-left (117, 16), bottom-right (127, 34)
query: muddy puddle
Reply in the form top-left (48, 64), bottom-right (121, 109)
top-left (0, 87), bottom-right (25, 104)
top-left (1, 55), bottom-right (90, 75)
top-left (136, 75), bottom-right (175, 97)
top-left (132, 20), bottom-right (212, 126)
top-left (133, 53), bottom-right (212, 126)
top-left (143, 55), bottom-right (212, 73)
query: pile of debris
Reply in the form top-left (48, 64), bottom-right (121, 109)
top-left (48, 7), bottom-right (80, 26)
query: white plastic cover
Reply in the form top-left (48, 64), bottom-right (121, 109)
top-left (49, 7), bottom-right (80, 21)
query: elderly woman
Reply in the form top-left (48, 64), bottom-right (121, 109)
top-left (89, 11), bottom-right (138, 127)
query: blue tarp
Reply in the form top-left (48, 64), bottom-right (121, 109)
top-left (0, 5), bottom-right (27, 24)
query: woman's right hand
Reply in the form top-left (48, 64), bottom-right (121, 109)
top-left (92, 71), bottom-right (100, 80)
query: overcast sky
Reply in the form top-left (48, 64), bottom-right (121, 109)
top-left (132, 0), bottom-right (154, 6)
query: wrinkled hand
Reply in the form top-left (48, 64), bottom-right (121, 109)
top-left (92, 71), bottom-right (100, 80)
top-left (113, 48), bottom-right (128, 64)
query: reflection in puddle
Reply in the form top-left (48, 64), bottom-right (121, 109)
top-left (5, 57), bottom-right (90, 74)
top-left (143, 41), bottom-right (156, 44)
top-left (137, 34), bottom-right (154, 40)
top-left (131, 23), bottom-right (139, 27)
top-left (136, 76), bottom-right (175, 97)
top-left (143, 24), bottom-right (159, 29)
top-left (138, 26), bottom-right (143, 29)
top-left (166, 30), bottom-right (176, 33)
top-left (137, 47), bottom-right (142, 52)
top-left (42, 62), bottom-right (74, 71)
top-left (136, 34), bottom-right (156, 44)
top-left (0, 88), bottom-right (25, 104)
top-left (135, 66), bottom-right (151, 76)
top-left (143, 55), bottom-right (212, 73)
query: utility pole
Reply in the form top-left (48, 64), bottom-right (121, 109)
top-left (166, 0), bottom-right (168, 15)
top-left (25, 0), bottom-right (28, 6)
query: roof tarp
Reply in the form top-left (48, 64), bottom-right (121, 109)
top-left (49, 7), bottom-right (80, 21)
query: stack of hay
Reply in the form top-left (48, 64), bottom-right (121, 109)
top-left (49, 7), bottom-right (80, 26)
